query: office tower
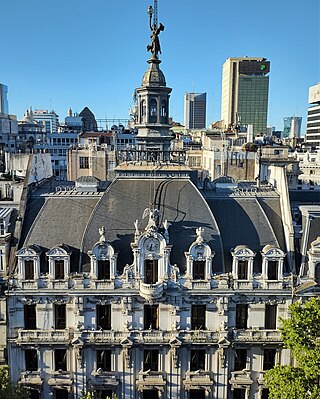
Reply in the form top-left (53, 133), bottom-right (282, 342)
top-left (305, 82), bottom-right (320, 148)
top-left (0, 84), bottom-right (9, 115)
top-left (184, 92), bottom-right (206, 129)
top-left (33, 109), bottom-right (59, 133)
top-left (221, 57), bottom-right (270, 136)
top-left (283, 117), bottom-right (302, 139)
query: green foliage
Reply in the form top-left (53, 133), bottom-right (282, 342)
top-left (0, 366), bottom-right (30, 399)
top-left (265, 297), bottom-right (320, 399)
top-left (80, 391), bottom-right (118, 399)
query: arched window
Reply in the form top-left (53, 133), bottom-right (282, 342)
top-left (149, 99), bottom-right (157, 123)
top-left (140, 100), bottom-right (146, 122)
top-left (161, 100), bottom-right (167, 119)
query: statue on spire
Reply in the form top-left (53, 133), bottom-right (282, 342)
top-left (147, 1), bottom-right (165, 59)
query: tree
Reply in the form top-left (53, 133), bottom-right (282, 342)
top-left (265, 296), bottom-right (320, 399)
top-left (80, 391), bottom-right (118, 399)
top-left (0, 366), bottom-right (30, 399)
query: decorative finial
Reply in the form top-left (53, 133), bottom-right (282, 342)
top-left (147, 0), bottom-right (165, 60)
top-left (99, 226), bottom-right (106, 243)
top-left (196, 227), bottom-right (205, 244)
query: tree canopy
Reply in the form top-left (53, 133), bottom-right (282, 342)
top-left (0, 366), bottom-right (30, 399)
top-left (265, 296), bottom-right (320, 399)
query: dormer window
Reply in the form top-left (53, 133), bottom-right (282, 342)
top-left (231, 246), bottom-right (255, 281)
top-left (267, 261), bottom-right (278, 280)
top-left (54, 260), bottom-right (64, 280)
top-left (98, 260), bottom-right (110, 280)
top-left (261, 245), bottom-right (285, 281)
top-left (238, 260), bottom-right (248, 280)
top-left (25, 260), bottom-right (35, 280)
top-left (193, 260), bottom-right (205, 280)
top-left (144, 259), bottom-right (158, 284)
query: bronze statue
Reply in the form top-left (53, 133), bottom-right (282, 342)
top-left (147, 3), bottom-right (164, 59)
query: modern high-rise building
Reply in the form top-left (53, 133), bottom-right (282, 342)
top-left (0, 84), bottom-right (9, 115)
top-left (184, 92), bottom-right (206, 129)
top-left (221, 57), bottom-right (270, 136)
top-left (283, 117), bottom-right (302, 139)
top-left (33, 109), bottom-right (59, 133)
top-left (305, 82), bottom-right (320, 148)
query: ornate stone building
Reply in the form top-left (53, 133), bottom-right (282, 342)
top-left (5, 3), bottom-right (320, 399)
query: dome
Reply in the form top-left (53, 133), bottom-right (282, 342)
top-left (142, 60), bottom-right (166, 87)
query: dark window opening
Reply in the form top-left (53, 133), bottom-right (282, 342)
top-left (238, 260), bottom-right (248, 280)
top-left (261, 388), bottom-right (270, 399)
top-left (25, 349), bottom-right (38, 371)
top-left (143, 349), bottom-right (159, 371)
top-left (265, 304), bottom-right (277, 329)
top-left (144, 260), bottom-right (158, 284)
top-left (96, 304), bottom-right (111, 330)
top-left (267, 261), bottom-right (278, 280)
top-left (25, 260), bottom-right (34, 280)
top-left (29, 389), bottom-right (40, 399)
top-left (54, 260), bottom-right (64, 280)
top-left (315, 263), bottom-right (320, 284)
top-left (55, 304), bottom-right (66, 330)
top-left (233, 389), bottom-right (245, 399)
top-left (144, 305), bottom-right (159, 330)
top-left (98, 260), bottom-right (110, 280)
top-left (97, 349), bottom-right (111, 371)
top-left (190, 349), bottom-right (205, 371)
top-left (24, 304), bottom-right (36, 330)
top-left (236, 304), bottom-right (248, 329)
top-left (149, 99), bottom-right (157, 123)
top-left (234, 349), bottom-right (247, 370)
top-left (143, 390), bottom-right (158, 399)
top-left (95, 390), bottom-right (112, 399)
top-left (193, 261), bottom-right (205, 280)
top-left (263, 349), bottom-right (276, 370)
top-left (54, 349), bottom-right (67, 371)
top-left (191, 305), bottom-right (206, 330)
top-left (189, 389), bottom-right (205, 399)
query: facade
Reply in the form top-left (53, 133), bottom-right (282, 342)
top-left (184, 93), bottom-right (207, 130)
top-left (4, 7), bottom-right (320, 399)
top-left (221, 57), bottom-right (270, 136)
top-left (0, 84), bottom-right (9, 115)
top-left (33, 109), bottom-right (60, 134)
top-left (305, 82), bottom-right (320, 148)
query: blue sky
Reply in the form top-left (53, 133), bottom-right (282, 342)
top-left (0, 0), bottom-right (319, 132)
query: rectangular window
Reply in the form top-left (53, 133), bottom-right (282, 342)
top-left (96, 349), bottom-right (111, 371)
top-left (238, 260), bottom-right (248, 279)
top-left (144, 305), bottom-right (159, 330)
top-left (261, 388), bottom-right (270, 399)
top-left (25, 260), bottom-right (35, 280)
top-left (96, 304), bottom-right (111, 330)
top-left (25, 349), bottom-right (38, 371)
top-left (54, 304), bottom-right (66, 330)
top-left (189, 390), bottom-right (205, 399)
top-left (233, 389), bottom-right (245, 399)
top-left (54, 260), bottom-right (64, 280)
top-left (191, 305), bottom-right (206, 330)
top-left (143, 390), bottom-right (159, 399)
top-left (193, 261), bottom-right (205, 280)
top-left (24, 304), bottom-right (36, 330)
top-left (98, 260), bottom-right (110, 280)
top-left (79, 156), bottom-right (89, 169)
top-left (267, 261), bottom-right (278, 280)
top-left (234, 349), bottom-right (247, 370)
top-left (265, 305), bottom-right (277, 329)
top-left (95, 390), bottom-right (112, 399)
top-left (29, 390), bottom-right (40, 399)
top-left (144, 260), bottom-right (158, 284)
top-left (236, 304), bottom-right (248, 329)
top-left (143, 349), bottom-right (159, 371)
top-left (54, 349), bottom-right (67, 371)
top-left (0, 219), bottom-right (5, 235)
top-left (190, 349), bottom-right (206, 371)
top-left (55, 389), bottom-right (69, 399)
top-left (263, 349), bottom-right (276, 370)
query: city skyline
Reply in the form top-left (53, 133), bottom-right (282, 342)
top-left (0, 0), bottom-right (319, 132)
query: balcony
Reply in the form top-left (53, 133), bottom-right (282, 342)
top-left (83, 330), bottom-right (127, 344)
top-left (16, 329), bottom-right (72, 344)
top-left (136, 371), bottom-right (166, 391)
top-left (19, 371), bottom-right (43, 387)
top-left (179, 330), bottom-right (219, 344)
top-left (48, 372), bottom-right (73, 389)
top-left (233, 329), bottom-right (282, 343)
top-left (90, 371), bottom-right (119, 387)
top-left (131, 330), bottom-right (174, 344)
top-left (229, 370), bottom-right (253, 389)
top-left (93, 280), bottom-right (115, 290)
top-left (184, 370), bottom-right (214, 390)
top-left (234, 281), bottom-right (254, 290)
top-left (139, 281), bottom-right (164, 299)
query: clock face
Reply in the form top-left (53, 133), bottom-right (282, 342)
top-left (145, 238), bottom-right (160, 252)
